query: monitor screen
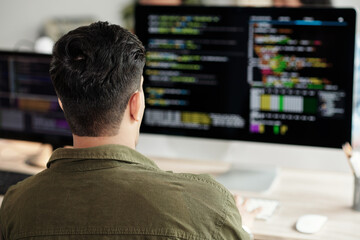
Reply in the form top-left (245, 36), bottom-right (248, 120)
top-left (0, 51), bottom-right (72, 147)
top-left (135, 5), bottom-right (356, 149)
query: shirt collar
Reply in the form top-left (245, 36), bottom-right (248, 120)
top-left (47, 144), bottom-right (159, 170)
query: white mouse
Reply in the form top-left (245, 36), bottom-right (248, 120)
top-left (295, 214), bottom-right (328, 234)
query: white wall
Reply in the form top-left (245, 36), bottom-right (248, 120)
top-left (1, 0), bottom-right (360, 50)
top-left (333, 0), bottom-right (360, 8)
top-left (333, 0), bottom-right (360, 31)
top-left (0, 0), bottom-right (133, 50)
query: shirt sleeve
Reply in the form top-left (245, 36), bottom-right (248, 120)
top-left (217, 193), bottom-right (252, 240)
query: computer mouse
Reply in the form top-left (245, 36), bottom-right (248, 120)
top-left (295, 214), bottom-right (328, 234)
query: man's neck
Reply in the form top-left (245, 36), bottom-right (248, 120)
top-left (72, 134), bottom-right (136, 149)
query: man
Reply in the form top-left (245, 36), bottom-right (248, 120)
top-left (0, 22), bottom-right (254, 239)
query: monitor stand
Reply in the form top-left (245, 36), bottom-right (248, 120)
top-left (25, 143), bottom-right (53, 168)
top-left (137, 134), bottom-right (279, 192)
top-left (215, 164), bottom-right (279, 192)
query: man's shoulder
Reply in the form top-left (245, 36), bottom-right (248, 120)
top-left (156, 171), bottom-right (235, 214)
top-left (1, 170), bottom-right (45, 205)
top-left (173, 172), bottom-right (231, 197)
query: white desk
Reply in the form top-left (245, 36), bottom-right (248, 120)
top-left (1, 140), bottom-right (360, 240)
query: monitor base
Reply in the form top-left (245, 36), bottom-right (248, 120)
top-left (215, 164), bottom-right (279, 193)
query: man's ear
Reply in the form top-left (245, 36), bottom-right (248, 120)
top-left (58, 98), bottom-right (64, 111)
top-left (129, 91), bottom-right (142, 122)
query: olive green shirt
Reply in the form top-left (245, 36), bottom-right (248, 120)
top-left (0, 144), bottom-right (250, 240)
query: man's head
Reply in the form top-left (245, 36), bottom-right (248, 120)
top-left (50, 21), bottom-right (146, 137)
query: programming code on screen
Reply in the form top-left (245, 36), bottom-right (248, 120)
top-left (143, 13), bottom-right (246, 131)
top-left (247, 16), bottom-right (349, 136)
top-left (136, 6), bottom-right (355, 148)
top-left (0, 52), bottom-right (71, 144)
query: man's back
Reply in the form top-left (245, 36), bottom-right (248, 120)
top-left (0, 21), bottom-right (252, 240)
top-left (0, 145), bottom-right (249, 240)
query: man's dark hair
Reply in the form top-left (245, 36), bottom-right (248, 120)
top-left (50, 21), bottom-right (146, 136)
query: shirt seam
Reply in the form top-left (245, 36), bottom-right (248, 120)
top-left (15, 227), bottom-right (210, 240)
top-left (215, 195), bottom-right (234, 240)
top-left (178, 174), bottom-right (228, 194)
top-left (214, 187), bottom-right (233, 239)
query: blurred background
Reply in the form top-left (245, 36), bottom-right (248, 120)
top-left (0, 0), bottom-right (359, 51)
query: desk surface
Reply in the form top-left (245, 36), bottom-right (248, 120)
top-left (1, 140), bottom-right (360, 240)
top-left (156, 158), bottom-right (360, 240)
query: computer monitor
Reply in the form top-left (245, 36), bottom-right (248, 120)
top-left (135, 5), bottom-right (356, 190)
top-left (0, 51), bottom-right (72, 163)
